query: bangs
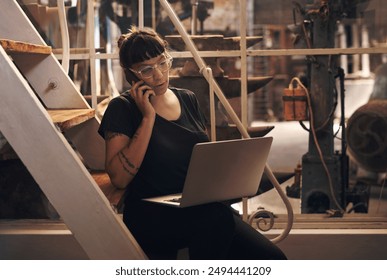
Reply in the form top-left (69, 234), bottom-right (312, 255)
top-left (129, 37), bottom-right (165, 64)
top-left (119, 30), bottom-right (167, 69)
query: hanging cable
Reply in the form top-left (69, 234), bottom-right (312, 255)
top-left (292, 77), bottom-right (345, 214)
top-left (376, 169), bottom-right (387, 214)
top-left (298, 69), bottom-right (338, 133)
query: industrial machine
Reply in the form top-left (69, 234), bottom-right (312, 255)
top-left (286, 0), bottom-right (386, 214)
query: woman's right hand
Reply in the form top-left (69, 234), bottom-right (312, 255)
top-left (105, 81), bottom-right (156, 189)
top-left (130, 80), bottom-right (156, 119)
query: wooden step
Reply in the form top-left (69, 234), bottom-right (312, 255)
top-left (83, 94), bottom-right (110, 107)
top-left (0, 39), bottom-right (51, 55)
top-left (91, 171), bottom-right (125, 213)
top-left (47, 108), bottom-right (95, 131)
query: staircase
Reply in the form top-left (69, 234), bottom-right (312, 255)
top-left (0, 0), bottom-right (145, 259)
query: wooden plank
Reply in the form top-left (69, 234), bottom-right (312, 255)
top-left (170, 47), bottom-right (387, 58)
top-left (0, 46), bottom-right (146, 259)
top-left (47, 109), bottom-right (95, 131)
top-left (0, 39), bottom-right (51, 54)
top-left (47, 110), bottom-right (106, 170)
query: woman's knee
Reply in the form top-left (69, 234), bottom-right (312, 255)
top-left (193, 203), bottom-right (235, 231)
top-left (230, 216), bottom-right (287, 260)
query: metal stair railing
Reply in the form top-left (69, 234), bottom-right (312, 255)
top-left (159, 0), bottom-right (293, 243)
top-left (58, 0), bottom-right (70, 74)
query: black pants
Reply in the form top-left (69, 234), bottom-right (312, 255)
top-left (123, 200), bottom-right (287, 260)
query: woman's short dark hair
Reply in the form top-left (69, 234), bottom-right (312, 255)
top-left (118, 26), bottom-right (168, 69)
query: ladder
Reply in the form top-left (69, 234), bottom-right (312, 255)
top-left (0, 0), bottom-right (146, 260)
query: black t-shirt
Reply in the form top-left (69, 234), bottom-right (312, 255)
top-left (98, 87), bottom-right (209, 201)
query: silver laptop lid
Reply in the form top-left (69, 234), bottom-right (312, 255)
top-left (180, 137), bottom-right (273, 207)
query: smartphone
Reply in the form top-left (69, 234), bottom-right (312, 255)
top-left (124, 69), bottom-right (141, 84)
top-left (124, 69), bottom-right (152, 99)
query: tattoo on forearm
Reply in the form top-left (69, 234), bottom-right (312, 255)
top-left (119, 151), bottom-right (139, 171)
top-left (118, 152), bottom-right (136, 177)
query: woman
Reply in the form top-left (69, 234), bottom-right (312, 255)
top-left (98, 26), bottom-right (286, 260)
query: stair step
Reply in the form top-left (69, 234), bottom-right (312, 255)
top-left (0, 39), bottom-right (51, 55)
top-left (91, 171), bottom-right (125, 212)
top-left (47, 108), bottom-right (95, 131)
top-left (83, 95), bottom-right (110, 107)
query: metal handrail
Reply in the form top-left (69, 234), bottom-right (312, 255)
top-left (159, 0), bottom-right (293, 243)
top-left (58, 0), bottom-right (70, 74)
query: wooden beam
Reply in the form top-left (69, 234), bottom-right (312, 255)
top-left (54, 46), bottom-right (387, 61)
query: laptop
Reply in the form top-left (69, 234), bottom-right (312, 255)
top-left (143, 137), bottom-right (273, 207)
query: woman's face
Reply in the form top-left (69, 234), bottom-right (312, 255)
top-left (130, 53), bottom-right (171, 96)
